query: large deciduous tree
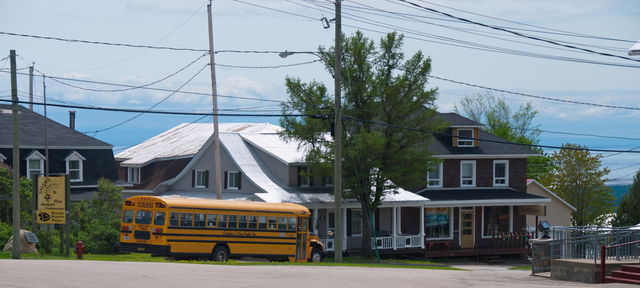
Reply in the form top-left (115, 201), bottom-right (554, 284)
top-left (546, 143), bottom-right (614, 226)
top-left (453, 92), bottom-right (552, 181)
top-left (280, 31), bottom-right (444, 257)
top-left (612, 170), bottom-right (640, 227)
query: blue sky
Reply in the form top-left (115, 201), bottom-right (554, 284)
top-left (1, 0), bottom-right (639, 183)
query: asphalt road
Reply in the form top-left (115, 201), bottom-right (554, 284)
top-left (0, 260), bottom-right (634, 288)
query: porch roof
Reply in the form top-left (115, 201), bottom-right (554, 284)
top-left (418, 188), bottom-right (550, 206)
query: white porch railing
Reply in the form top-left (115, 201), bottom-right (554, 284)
top-left (320, 238), bottom-right (335, 252)
top-left (372, 235), bottom-right (421, 250)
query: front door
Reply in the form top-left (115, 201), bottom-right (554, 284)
top-left (460, 207), bottom-right (475, 249)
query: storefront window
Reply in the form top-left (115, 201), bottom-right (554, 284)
top-left (483, 206), bottom-right (511, 237)
top-left (425, 208), bottom-right (451, 239)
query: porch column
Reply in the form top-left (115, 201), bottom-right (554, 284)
top-left (392, 206), bottom-right (397, 250)
top-left (311, 209), bottom-right (318, 235)
top-left (342, 208), bottom-right (347, 252)
top-left (419, 205), bottom-right (425, 249)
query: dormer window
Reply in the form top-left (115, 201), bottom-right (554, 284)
top-left (457, 129), bottom-right (474, 147)
top-left (26, 151), bottom-right (46, 180)
top-left (65, 151), bottom-right (86, 182)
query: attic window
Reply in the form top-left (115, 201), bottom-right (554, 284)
top-left (457, 129), bottom-right (474, 147)
top-left (127, 167), bottom-right (141, 184)
top-left (26, 151), bottom-right (46, 180)
top-left (65, 151), bottom-right (86, 182)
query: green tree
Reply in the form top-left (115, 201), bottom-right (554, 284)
top-left (281, 31), bottom-right (444, 257)
top-left (72, 178), bottom-right (122, 254)
top-left (453, 92), bottom-right (552, 181)
top-left (547, 143), bottom-right (614, 226)
top-left (0, 167), bottom-right (33, 229)
top-left (612, 170), bottom-right (640, 227)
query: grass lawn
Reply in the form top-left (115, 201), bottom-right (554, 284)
top-left (0, 252), bottom-right (464, 270)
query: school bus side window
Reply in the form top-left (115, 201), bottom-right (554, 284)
top-left (248, 216), bottom-right (257, 229)
top-left (258, 216), bottom-right (266, 229)
top-left (123, 210), bottom-right (133, 223)
top-left (180, 213), bottom-right (193, 227)
top-left (288, 218), bottom-right (296, 232)
top-left (238, 215), bottom-right (247, 229)
top-left (268, 216), bottom-right (277, 229)
top-left (219, 215), bottom-right (227, 228)
top-left (170, 213), bottom-right (179, 226)
top-left (278, 217), bottom-right (287, 230)
top-left (154, 212), bottom-right (165, 225)
top-left (135, 211), bottom-right (152, 224)
top-left (206, 214), bottom-right (217, 227)
top-left (194, 213), bottom-right (205, 227)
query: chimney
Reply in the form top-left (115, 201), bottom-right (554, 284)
top-left (69, 111), bottom-right (76, 130)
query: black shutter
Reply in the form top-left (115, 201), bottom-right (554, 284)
top-left (191, 170), bottom-right (195, 187)
top-left (346, 209), bottom-right (352, 237)
top-left (236, 172), bottom-right (241, 189)
top-left (224, 171), bottom-right (228, 189)
top-left (204, 170), bottom-right (209, 188)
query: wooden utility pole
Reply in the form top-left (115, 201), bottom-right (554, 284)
top-left (333, 0), bottom-right (343, 263)
top-left (207, 0), bottom-right (223, 200)
top-left (10, 50), bottom-right (21, 259)
top-left (28, 65), bottom-right (33, 111)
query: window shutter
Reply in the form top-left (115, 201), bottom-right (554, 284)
top-left (346, 209), bottom-right (352, 237)
top-left (224, 171), bottom-right (228, 189)
top-left (236, 172), bottom-right (241, 189)
top-left (191, 170), bottom-right (195, 187)
top-left (204, 170), bottom-right (209, 188)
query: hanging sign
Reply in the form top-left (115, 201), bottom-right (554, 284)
top-left (36, 176), bottom-right (67, 224)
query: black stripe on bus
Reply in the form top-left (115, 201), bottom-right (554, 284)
top-left (167, 239), bottom-right (295, 245)
top-left (169, 206), bottom-right (301, 215)
top-left (167, 226), bottom-right (300, 234)
top-left (156, 233), bottom-right (295, 240)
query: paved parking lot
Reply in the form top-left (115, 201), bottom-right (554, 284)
top-left (0, 259), bottom-right (635, 288)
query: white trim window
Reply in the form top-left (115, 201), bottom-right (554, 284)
top-left (425, 207), bottom-right (453, 240)
top-left (127, 167), bottom-right (141, 184)
top-left (482, 206), bottom-right (513, 238)
top-left (194, 170), bottom-right (208, 188)
top-left (460, 160), bottom-right (476, 187)
top-left (26, 151), bottom-right (46, 180)
top-left (493, 160), bottom-right (509, 186)
top-left (226, 171), bottom-right (241, 190)
top-left (457, 129), bottom-right (474, 147)
top-left (65, 151), bottom-right (85, 182)
top-left (427, 162), bottom-right (443, 187)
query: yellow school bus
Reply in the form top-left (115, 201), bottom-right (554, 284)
top-left (118, 196), bottom-right (324, 262)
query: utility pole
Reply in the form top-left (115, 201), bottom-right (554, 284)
top-left (28, 65), bottom-right (33, 111)
top-left (207, 0), bottom-right (223, 200)
top-left (333, 0), bottom-right (343, 263)
top-left (10, 50), bottom-right (21, 259)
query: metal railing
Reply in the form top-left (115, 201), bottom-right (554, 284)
top-left (600, 240), bottom-right (640, 283)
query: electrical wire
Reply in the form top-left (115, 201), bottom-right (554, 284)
top-left (396, 0), bottom-right (640, 63)
top-left (216, 59), bottom-right (322, 69)
top-left (430, 75), bottom-right (640, 111)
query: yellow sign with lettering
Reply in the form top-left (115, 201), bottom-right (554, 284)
top-left (36, 176), bottom-right (67, 224)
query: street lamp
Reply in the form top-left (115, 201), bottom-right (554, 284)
top-left (629, 41), bottom-right (640, 56)
top-left (279, 49), bottom-right (344, 262)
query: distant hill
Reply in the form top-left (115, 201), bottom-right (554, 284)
top-left (609, 184), bottom-right (631, 206)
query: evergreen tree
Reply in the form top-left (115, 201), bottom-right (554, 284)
top-left (612, 170), bottom-right (640, 227)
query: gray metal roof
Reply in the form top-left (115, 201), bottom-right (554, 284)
top-left (0, 104), bottom-right (111, 148)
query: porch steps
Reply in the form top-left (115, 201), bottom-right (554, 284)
top-left (481, 255), bottom-right (502, 264)
top-left (605, 265), bottom-right (640, 285)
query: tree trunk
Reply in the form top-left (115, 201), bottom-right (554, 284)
top-left (360, 201), bottom-right (373, 258)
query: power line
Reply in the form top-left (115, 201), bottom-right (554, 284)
top-left (0, 69), bottom-right (286, 104)
top-left (40, 52), bottom-right (209, 93)
top-left (84, 63), bottom-right (211, 134)
top-left (0, 98), bottom-right (317, 117)
top-left (397, 0), bottom-right (640, 63)
top-left (342, 115), bottom-right (640, 154)
top-left (217, 59), bottom-right (321, 69)
top-left (0, 31), bottom-right (208, 52)
top-left (430, 75), bottom-right (640, 111)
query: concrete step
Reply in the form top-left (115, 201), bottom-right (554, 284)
top-left (612, 270), bottom-right (640, 281)
top-left (605, 276), bottom-right (640, 285)
top-left (622, 265), bottom-right (640, 274)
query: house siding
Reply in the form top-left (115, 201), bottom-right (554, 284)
top-left (248, 143), bottom-right (290, 185)
top-left (119, 158), bottom-right (191, 190)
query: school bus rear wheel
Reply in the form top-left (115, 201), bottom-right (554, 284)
top-left (310, 248), bottom-right (322, 263)
top-left (213, 246), bottom-right (229, 262)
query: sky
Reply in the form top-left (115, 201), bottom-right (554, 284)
top-left (1, 0), bottom-right (639, 184)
